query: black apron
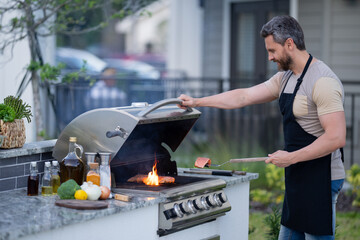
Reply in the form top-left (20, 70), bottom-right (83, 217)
top-left (279, 54), bottom-right (333, 235)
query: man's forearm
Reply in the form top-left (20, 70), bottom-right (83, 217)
top-left (289, 133), bottom-right (345, 164)
top-left (194, 89), bottom-right (248, 109)
top-left (194, 83), bottom-right (275, 109)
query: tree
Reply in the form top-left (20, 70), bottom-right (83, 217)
top-left (0, 0), bottom-right (156, 139)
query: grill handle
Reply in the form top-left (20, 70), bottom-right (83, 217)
top-left (137, 98), bottom-right (193, 117)
top-left (106, 126), bottom-right (129, 139)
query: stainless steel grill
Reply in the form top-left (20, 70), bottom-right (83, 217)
top-left (53, 98), bottom-right (231, 236)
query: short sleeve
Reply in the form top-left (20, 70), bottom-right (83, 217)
top-left (312, 77), bottom-right (344, 116)
top-left (264, 72), bottom-right (284, 98)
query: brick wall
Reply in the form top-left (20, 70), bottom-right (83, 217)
top-left (0, 140), bottom-right (56, 192)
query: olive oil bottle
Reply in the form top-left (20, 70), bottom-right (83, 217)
top-left (41, 162), bottom-right (53, 196)
top-left (51, 161), bottom-right (61, 194)
top-left (59, 137), bottom-right (85, 185)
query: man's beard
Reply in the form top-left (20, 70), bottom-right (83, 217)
top-left (277, 54), bottom-right (293, 71)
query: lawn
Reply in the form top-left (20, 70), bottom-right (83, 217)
top-left (249, 211), bottom-right (360, 239)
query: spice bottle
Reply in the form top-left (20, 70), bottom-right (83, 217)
top-left (59, 137), bottom-right (85, 185)
top-left (85, 152), bottom-right (96, 176)
top-left (27, 161), bottom-right (39, 196)
top-left (51, 161), bottom-right (61, 194)
top-left (41, 162), bottom-right (53, 196)
top-left (86, 162), bottom-right (100, 186)
top-left (99, 152), bottom-right (112, 197)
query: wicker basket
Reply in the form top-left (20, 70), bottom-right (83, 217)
top-left (0, 119), bottom-right (26, 149)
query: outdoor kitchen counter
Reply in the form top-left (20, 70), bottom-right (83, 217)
top-left (0, 188), bottom-right (165, 240)
top-left (0, 170), bottom-right (258, 240)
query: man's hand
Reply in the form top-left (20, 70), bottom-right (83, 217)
top-left (265, 150), bottom-right (295, 168)
top-left (178, 94), bottom-right (197, 109)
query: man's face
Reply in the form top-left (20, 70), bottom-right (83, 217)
top-left (264, 35), bottom-right (293, 71)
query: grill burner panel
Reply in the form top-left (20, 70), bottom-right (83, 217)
top-left (112, 173), bottom-right (231, 236)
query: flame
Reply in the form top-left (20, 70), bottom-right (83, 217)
top-left (143, 158), bottom-right (159, 186)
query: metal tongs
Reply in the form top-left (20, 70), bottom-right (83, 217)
top-left (209, 157), bottom-right (268, 167)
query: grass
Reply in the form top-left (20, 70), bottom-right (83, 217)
top-left (249, 211), bottom-right (360, 240)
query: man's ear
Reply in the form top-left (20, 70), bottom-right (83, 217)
top-left (285, 38), bottom-right (295, 50)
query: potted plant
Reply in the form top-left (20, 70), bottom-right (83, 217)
top-left (0, 96), bottom-right (32, 149)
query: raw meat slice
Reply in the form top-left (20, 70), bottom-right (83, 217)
top-left (195, 157), bottom-right (211, 168)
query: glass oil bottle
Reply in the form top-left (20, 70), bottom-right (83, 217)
top-left (41, 162), bottom-right (53, 196)
top-left (59, 137), bottom-right (85, 185)
top-left (99, 152), bottom-right (112, 198)
top-left (51, 161), bottom-right (61, 194)
top-left (27, 161), bottom-right (39, 196)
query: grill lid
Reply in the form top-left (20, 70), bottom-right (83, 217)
top-left (52, 99), bottom-right (201, 169)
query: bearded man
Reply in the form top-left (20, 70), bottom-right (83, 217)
top-left (178, 15), bottom-right (345, 240)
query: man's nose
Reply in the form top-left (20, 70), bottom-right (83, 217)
top-left (268, 54), bottom-right (274, 61)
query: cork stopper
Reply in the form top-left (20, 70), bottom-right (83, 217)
top-left (69, 137), bottom-right (77, 142)
top-left (89, 162), bottom-right (99, 169)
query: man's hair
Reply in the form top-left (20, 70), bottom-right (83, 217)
top-left (260, 15), bottom-right (306, 50)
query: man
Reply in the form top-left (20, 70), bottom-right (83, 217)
top-left (89, 68), bottom-right (127, 108)
top-left (178, 15), bottom-right (345, 240)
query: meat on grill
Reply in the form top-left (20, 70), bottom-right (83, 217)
top-left (195, 157), bottom-right (211, 168)
top-left (127, 174), bottom-right (175, 184)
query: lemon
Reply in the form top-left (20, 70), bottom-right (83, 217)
top-left (74, 189), bottom-right (87, 200)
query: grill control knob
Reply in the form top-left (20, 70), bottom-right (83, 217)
top-left (206, 194), bottom-right (219, 207)
top-left (200, 196), bottom-right (210, 210)
top-left (214, 192), bottom-right (228, 206)
top-left (187, 200), bottom-right (197, 214)
top-left (173, 203), bottom-right (184, 218)
top-left (218, 193), bottom-right (228, 203)
top-left (179, 202), bottom-right (191, 214)
top-left (163, 208), bottom-right (177, 220)
top-left (193, 198), bottom-right (205, 210)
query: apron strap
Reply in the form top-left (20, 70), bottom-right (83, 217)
top-left (293, 54), bottom-right (313, 94)
top-left (340, 147), bottom-right (344, 163)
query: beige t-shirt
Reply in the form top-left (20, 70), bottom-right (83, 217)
top-left (264, 60), bottom-right (345, 180)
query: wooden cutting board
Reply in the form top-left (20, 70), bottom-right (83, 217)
top-left (55, 200), bottom-right (108, 210)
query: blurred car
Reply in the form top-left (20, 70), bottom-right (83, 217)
top-left (103, 58), bottom-right (161, 79)
top-left (56, 47), bottom-right (108, 75)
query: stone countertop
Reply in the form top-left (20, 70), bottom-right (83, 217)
top-left (0, 140), bottom-right (57, 159)
top-left (0, 170), bottom-right (258, 240)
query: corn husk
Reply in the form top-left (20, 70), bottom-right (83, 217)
top-left (0, 119), bottom-right (26, 149)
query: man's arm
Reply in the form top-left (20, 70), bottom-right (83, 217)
top-left (178, 83), bottom-right (277, 109)
top-left (266, 111), bottom-right (346, 167)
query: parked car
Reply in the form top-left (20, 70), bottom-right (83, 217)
top-left (103, 58), bottom-right (161, 79)
top-left (56, 47), bottom-right (108, 75)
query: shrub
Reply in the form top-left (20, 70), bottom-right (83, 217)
top-left (264, 205), bottom-right (282, 240)
top-left (346, 164), bottom-right (360, 207)
top-left (250, 164), bottom-right (285, 205)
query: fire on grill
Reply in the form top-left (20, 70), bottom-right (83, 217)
top-left (127, 157), bottom-right (175, 185)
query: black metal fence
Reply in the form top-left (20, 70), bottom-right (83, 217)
top-left (40, 77), bottom-right (359, 167)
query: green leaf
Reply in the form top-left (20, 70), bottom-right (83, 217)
top-left (0, 104), bottom-right (16, 122)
